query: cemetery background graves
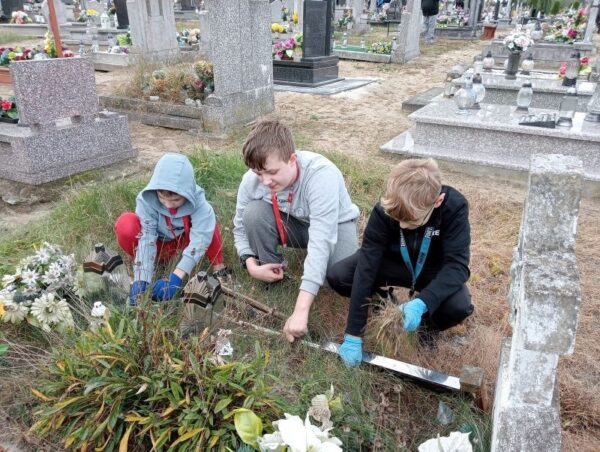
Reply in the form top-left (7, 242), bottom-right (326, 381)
top-left (1, 3), bottom-right (600, 450)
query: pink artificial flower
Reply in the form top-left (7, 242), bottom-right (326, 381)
top-left (1, 99), bottom-right (12, 111)
top-left (580, 56), bottom-right (589, 65)
top-left (193, 79), bottom-right (203, 90)
top-left (559, 63), bottom-right (567, 77)
top-left (567, 28), bottom-right (578, 38)
top-left (63, 50), bottom-right (74, 58)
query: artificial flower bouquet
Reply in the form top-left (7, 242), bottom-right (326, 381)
top-left (0, 96), bottom-right (18, 121)
top-left (0, 242), bottom-right (77, 332)
top-left (503, 32), bottom-right (534, 53)
top-left (368, 41), bottom-right (392, 55)
top-left (273, 35), bottom-right (302, 60)
top-left (11, 11), bottom-right (32, 25)
top-left (0, 47), bottom-right (34, 66)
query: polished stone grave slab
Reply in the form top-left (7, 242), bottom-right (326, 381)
top-left (273, 77), bottom-right (376, 95)
top-left (455, 69), bottom-right (595, 112)
top-left (381, 100), bottom-right (600, 182)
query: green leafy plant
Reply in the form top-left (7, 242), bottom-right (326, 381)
top-left (116, 33), bottom-right (132, 46)
top-left (550, 0), bottom-right (562, 15)
top-left (30, 306), bottom-right (284, 450)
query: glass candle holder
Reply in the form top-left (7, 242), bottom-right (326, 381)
top-left (516, 82), bottom-right (533, 111)
top-left (454, 78), bottom-right (477, 114)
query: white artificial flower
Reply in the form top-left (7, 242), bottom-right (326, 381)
top-left (48, 262), bottom-right (62, 275)
top-left (19, 255), bottom-right (36, 269)
top-left (21, 269), bottom-right (39, 287)
top-left (91, 301), bottom-right (106, 318)
top-left (58, 254), bottom-right (76, 271)
top-left (30, 293), bottom-right (72, 326)
top-left (34, 248), bottom-right (51, 265)
top-left (42, 269), bottom-right (61, 286)
top-left (1, 299), bottom-right (29, 324)
top-left (1, 273), bottom-right (18, 288)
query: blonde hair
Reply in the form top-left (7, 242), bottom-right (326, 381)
top-left (242, 119), bottom-right (295, 170)
top-left (381, 159), bottom-right (442, 222)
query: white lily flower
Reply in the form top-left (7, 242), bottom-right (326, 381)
top-left (1, 299), bottom-right (29, 323)
top-left (257, 432), bottom-right (286, 451)
top-left (418, 431), bottom-right (473, 452)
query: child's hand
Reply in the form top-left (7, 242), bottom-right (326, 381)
top-left (248, 262), bottom-right (285, 283)
top-left (151, 273), bottom-right (183, 301)
top-left (129, 281), bottom-right (149, 306)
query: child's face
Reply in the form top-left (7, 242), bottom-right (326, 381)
top-left (252, 153), bottom-right (298, 192)
top-left (157, 190), bottom-right (186, 209)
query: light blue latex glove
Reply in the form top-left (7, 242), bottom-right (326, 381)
top-left (399, 298), bottom-right (428, 332)
top-left (151, 273), bottom-right (183, 301)
top-left (129, 281), bottom-right (149, 306)
top-left (338, 334), bottom-right (363, 367)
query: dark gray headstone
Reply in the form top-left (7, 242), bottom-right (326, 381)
top-left (2, 0), bottom-right (25, 17)
top-left (114, 0), bottom-right (129, 29)
top-left (302, 0), bottom-right (334, 59)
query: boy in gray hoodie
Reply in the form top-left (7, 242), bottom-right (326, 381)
top-left (233, 119), bottom-right (359, 342)
top-left (115, 153), bottom-right (226, 305)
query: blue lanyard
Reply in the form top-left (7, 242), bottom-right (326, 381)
top-left (400, 226), bottom-right (434, 295)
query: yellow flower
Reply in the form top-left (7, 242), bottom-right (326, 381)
top-left (293, 12), bottom-right (299, 24)
top-left (86, 8), bottom-right (99, 16)
top-left (0, 302), bottom-right (5, 318)
top-left (271, 23), bottom-right (285, 33)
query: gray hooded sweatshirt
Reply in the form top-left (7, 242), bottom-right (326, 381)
top-left (133, 153), bottom-right (216, 283)
top-left (233, 150), bottom-right (359, 295)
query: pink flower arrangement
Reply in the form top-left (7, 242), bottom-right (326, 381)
top-left (273, 36), bottom-right (297, 60)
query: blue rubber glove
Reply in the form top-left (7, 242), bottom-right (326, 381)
top-left (338, 334), bottom-right (363, 367)
top-left (129, 281), bottom-right (149, 306)
top-left (151, 273), bottom-right (183, 301)
top-left (400, 298), bottom-right (428, 332)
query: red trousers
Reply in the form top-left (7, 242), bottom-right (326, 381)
top-left (114, 212), bottom-right (224, 265)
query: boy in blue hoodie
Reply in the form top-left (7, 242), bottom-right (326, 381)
top-left (114, 153), bottom-right (226, 305)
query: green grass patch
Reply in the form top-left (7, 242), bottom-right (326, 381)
top-left (0, 31), bottom-right (36, 46)
top-left (0, 148), bottom-right (491, 450)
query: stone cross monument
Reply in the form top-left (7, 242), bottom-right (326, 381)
top-left (584, 0), bottom-right (599, 43)
top-left (490, 154), bottom-right (583, 452)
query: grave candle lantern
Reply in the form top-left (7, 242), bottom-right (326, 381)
top-left (474, 55), bottom-right (484, 74)
top-left (472, 73), bottom-right (486, 108)
top-left (557, 87), bottom-right (578, 127)
top-left (521, 53), bottom-right (534, 75)
top-left (482, 51), bottom-right (495, 71)
top-left (563, 52), bottom-right (580, 87)
top-left (454, 77), bottom-right (477, 114)
top-left (516, 81), bottom-right (533, 111)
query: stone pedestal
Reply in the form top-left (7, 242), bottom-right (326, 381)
top-left (273, 56), bottom-right (342, 86)
top-left (0, 58), bottom-right (135, 185)
top-left (380, 100), bottom-right (600, 183)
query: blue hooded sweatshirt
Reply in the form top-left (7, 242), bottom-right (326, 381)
top-left (133, 153), bottom-right (216, 283)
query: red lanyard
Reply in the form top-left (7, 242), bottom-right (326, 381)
top-left (271, 163), bottom-right (300, 248)
top-left (164, 215), bottom-right (191, 241)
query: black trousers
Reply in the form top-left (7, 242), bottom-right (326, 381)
top-left (327, 252), bottom-right (474, 331)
